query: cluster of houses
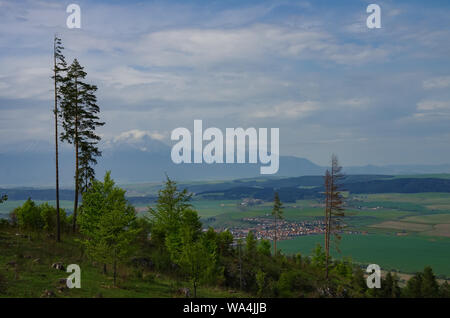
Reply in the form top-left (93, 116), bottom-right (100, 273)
top-left (227, 217), bottom-right (326, 241)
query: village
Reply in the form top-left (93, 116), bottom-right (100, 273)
top-left (227, 217), bottom-right (327, 241)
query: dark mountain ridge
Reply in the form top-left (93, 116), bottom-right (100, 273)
top-left (1, 138), bottom-right (450, 186)
top-left (2, 175), bottom-right (450, 206)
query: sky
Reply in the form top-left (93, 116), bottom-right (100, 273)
top-left (0, 0), bottom-right (450, 166)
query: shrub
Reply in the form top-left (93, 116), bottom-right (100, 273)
top-left (0, 218), bottom-right (9, 228)
top-left (15, 199), bottom-right (43, 231)
top-left (11, 199), bottom-right (69, 233)
top-left (40, 202), bottom-right (68, 232)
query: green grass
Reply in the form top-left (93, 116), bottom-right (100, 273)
top-left (278, 234), bottom-right (450, 278)
top-left (0, 229), bottom-right (249, 298)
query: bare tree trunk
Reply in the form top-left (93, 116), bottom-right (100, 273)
top-left (53, 40), bottom-right (61, 242)
top-left (72, 139), bottom-right (79, 233)
top-left (274, 214), bottom-right (277, 255)
top-left (325, 183), bottom-right (328, 278)
top-left (238, 241), bottom-right (242, 290)
top-left (72, 80), bottom-right (79, 233)
top-left (328, 169), bottom-right (334, 277)
top-left (113, 248), bottom-right (117, 286)
top-left (193, 281), bottom-right (197, 298)
top-left (324, 170), bottom-right (331, 280)
top-left (324, 155), bottom-right (344, 280)
top-left (113, 260), bottom-right (117, 286)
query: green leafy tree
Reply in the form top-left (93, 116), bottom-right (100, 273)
top-left (40, 202), bottom-right (68, 233)
top-left (403, 267), bottom-right (440, 298)
top-left (217, 230), bottom-right (234, 257)
top-left (132, 216), bottom-right (152, 244)
top-left (60, 59), bottom-right (104, 232)
top-left (178, 235), bottom-right (211, 298)
top-left (256, 269), bottom-right (266, 297)
top-left (421, 266), bottom-right (439, 298)
top-left (165, 207), bottom-right (202, 265)
top-left (277, 270), bottom-right (313, 298)
top-left (246, 230), bottom-right (257, 259)
top-left (311, 244), bottom-right (326, 269)
top-left (271, 191), bottom-right (283, 255)
top-left (379, 272), bottom-right (401, 298)
top-left (14, 199), bottom-right (43, 234)
top-left (9, 200), bottom-right (69, 234)
top-left (148, 176), bottom-right (192, 248)
top-left (173, 212), bottom-right (212, 297)
top-left (78, 172), bottom-right (139, 286)
top-left (257, 239), bottom-right (272, 257)
top-left (277, 271), bottom-right (294, 297)
top-left (391, 273), bottom-right (402, 298)
top-left (148, 175), bottom-right (217, 295)
top-left (440, 281), bottom-right (450, 298)
top-left (52, 35), bottom-right (67, 242)
top-left (405, 272), bottom-right (423, 298)
top-left (0, 194), bottom-right (7, 204)
top-left (202, 228), bottom-right (225, 281)
top-left (350, 267), bottom-right (367, 297)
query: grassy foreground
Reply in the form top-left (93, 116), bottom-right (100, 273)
top-left (0, 228), bottom-right (248, 298)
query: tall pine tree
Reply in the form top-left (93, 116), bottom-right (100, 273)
top-left (79, 141), bottom-right (101, 194)
top-left (60, 59), bottom-right (104, 232)
top-left (52, 35), bottom-right (67, 242)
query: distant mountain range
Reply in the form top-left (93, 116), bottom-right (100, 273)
top-left (1, 136), bottom-right (450, 187)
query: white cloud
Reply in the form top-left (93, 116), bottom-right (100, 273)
top-left (133, 24), bottom-right (388, 67)
top-left (0, 56), bottom-right (52, 100)
top-left (95, 66), bottom-right (182, 89)
top-left (114, 129), bottom-right (165, 142)
top-left (337, 98), bottom-right (371, 109)
top-left (417, 100), bottom-right (450, 111)
top-left (409, 100), bottom-right (450, 122)
top-left (251, 100), bottom-right (319, 119)
top-left (423, 76), bottom-right (450, 89)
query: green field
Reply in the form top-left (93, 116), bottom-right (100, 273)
top-left (357, 193), bottom-right (450, 209)
top-left (194, 192), bottom-right (450, 278)
top-left (278, 234), bottom-right (450, 278)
